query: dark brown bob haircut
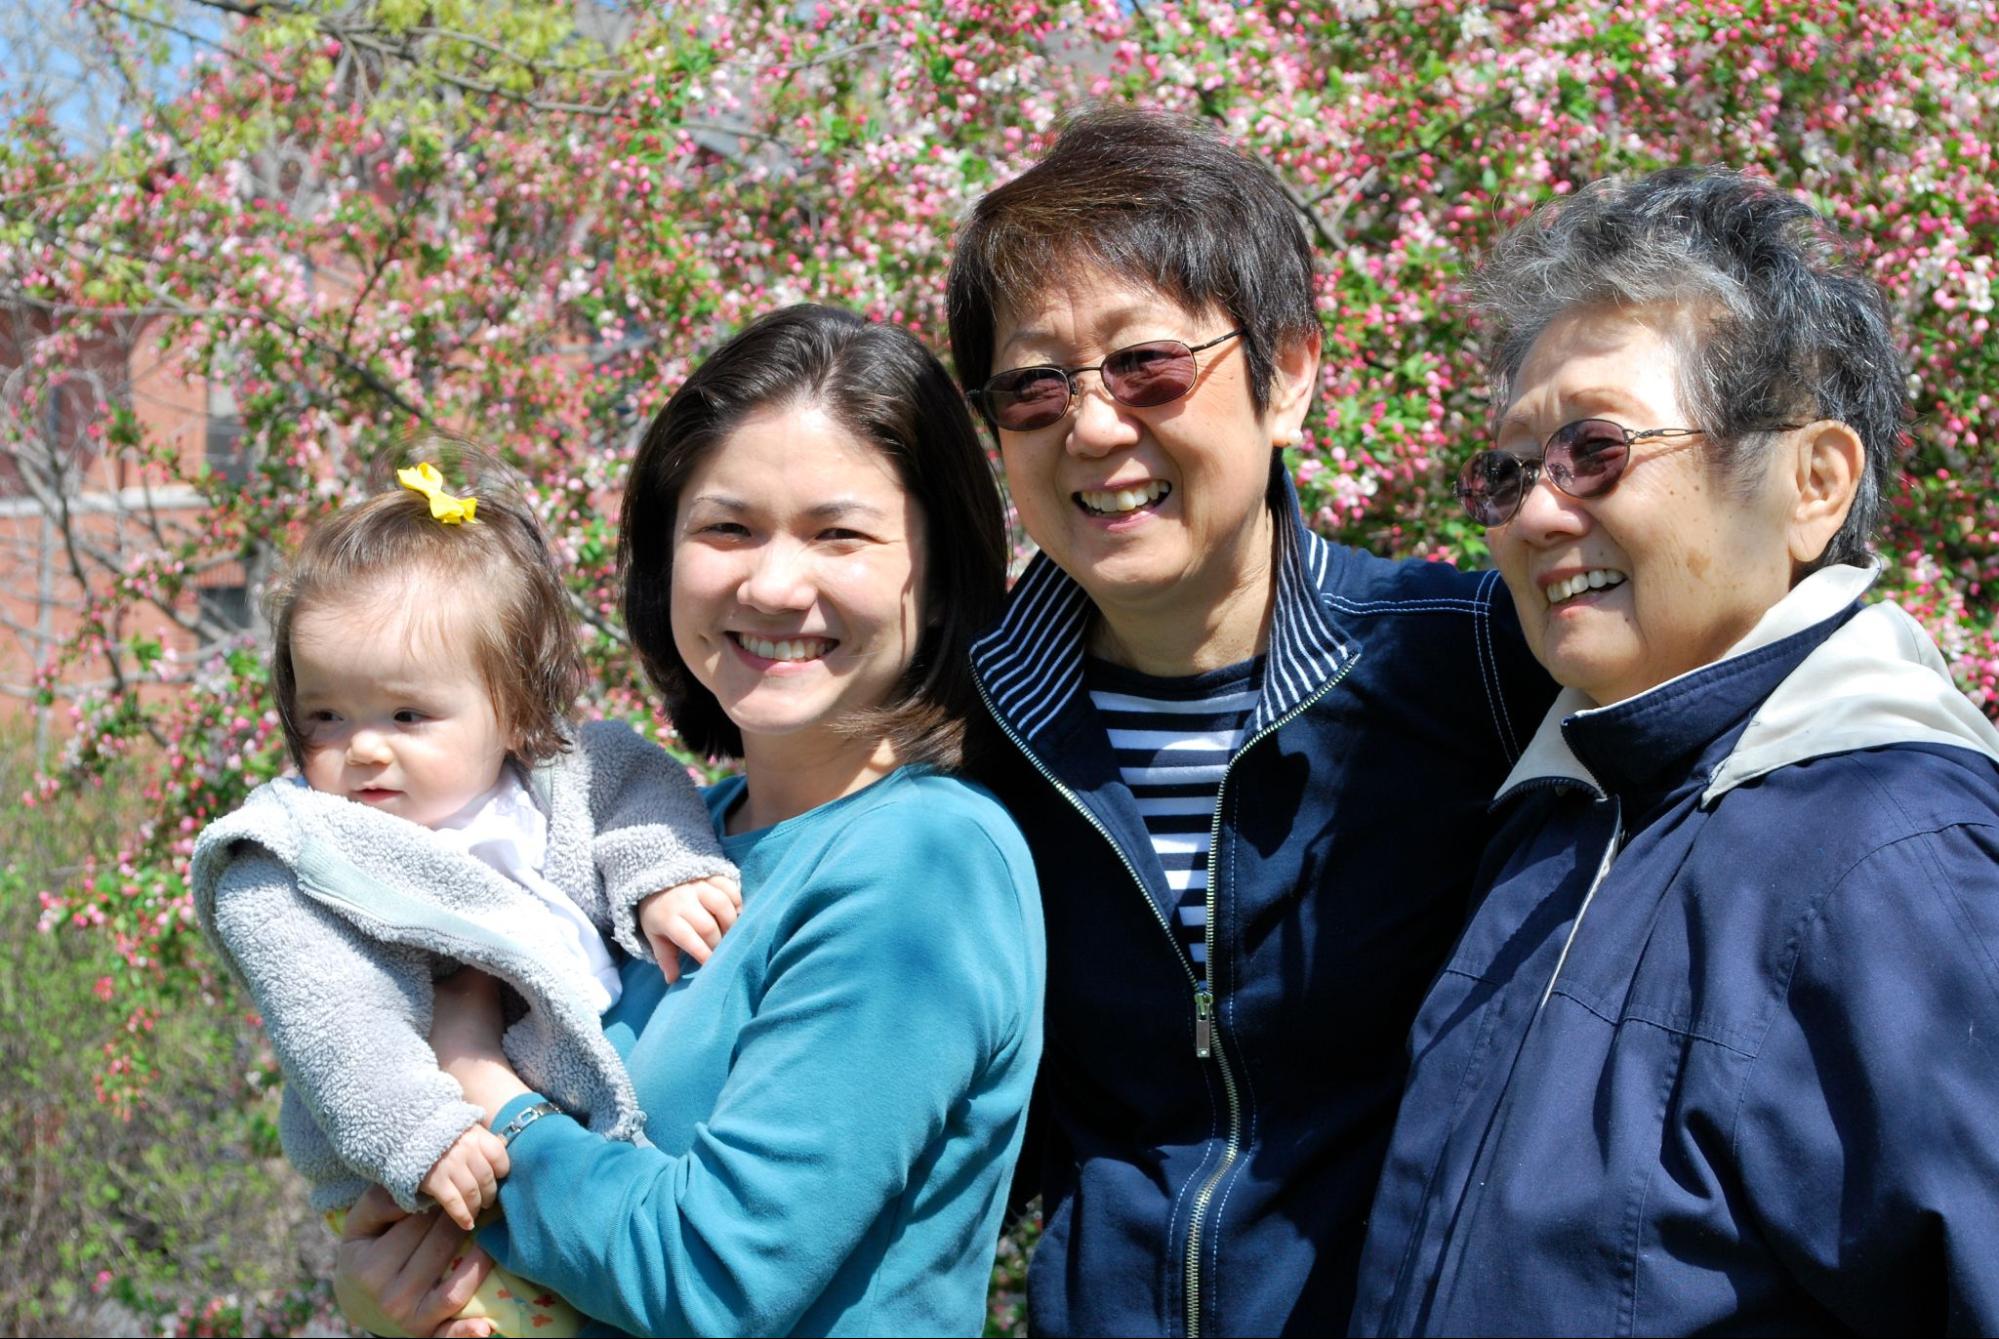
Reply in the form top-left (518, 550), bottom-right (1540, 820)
top-left (948, 105), bottom-right (1320, 421)
top-left (267, 444), bottom-right (586, 770)
top-left (619, 304), bottom-right (1008, 769)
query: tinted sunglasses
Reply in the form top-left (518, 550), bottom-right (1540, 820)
top-left (971, 330), bottom-right (1243, 432)
top-left (1454, 418), bottom-right (1801, 528)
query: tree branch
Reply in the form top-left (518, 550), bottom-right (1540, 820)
top-left (83, 0), bottom-right (298, 84)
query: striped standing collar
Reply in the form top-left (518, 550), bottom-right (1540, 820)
top-left (971, 467), bottom-right (1358, 746)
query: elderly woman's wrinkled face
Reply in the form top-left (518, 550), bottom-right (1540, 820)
top-left (1490, 304), bottom-right (1797, 707)
top-left (989, 269), bottom-right (1294, 627)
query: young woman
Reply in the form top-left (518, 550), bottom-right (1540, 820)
top-left (331, 304), bottom-right (1045, 1337)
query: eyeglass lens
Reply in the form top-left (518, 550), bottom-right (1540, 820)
top-left (1456, 418), bottom-right (1633, 526)
top-left (985, 340), bottom-right (1202, 431)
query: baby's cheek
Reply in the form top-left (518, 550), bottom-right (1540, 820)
top-left (300, 748), bottom-right (340, 790)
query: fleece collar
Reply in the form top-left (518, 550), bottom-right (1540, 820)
top-left (1496, 562), bottom-right (1999, 808)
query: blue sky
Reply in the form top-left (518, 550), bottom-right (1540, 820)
top-left (4, 0), bottom-right (216, 153)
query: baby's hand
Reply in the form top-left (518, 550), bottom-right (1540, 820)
top-left (421, 1122), bottom-right (511, 1231)
top-left (638, 874), bottom-right (743, 985)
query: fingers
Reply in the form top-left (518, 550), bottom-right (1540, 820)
top-left (640, 875), bottom-right (744, 984)
top-left (476, 1127), bottom-right (511, 1184)
top-left (336, 1206), bottom-right (476, 1335)
top-left (437, 1183), bottom-right (475, 1239)
top-left (473, 1165), bottom-right (498, 1212)
top-left (677, 903), bottom-right (725, 955)
top-left (411, 1233), bottom-right (492, 1334)
top-left (638, 889), bottom-right (678, 981)
top-left (431, 1319), bottom-right (497, 1339)
top-left (647, 906), bottom-right (721, 967)
top-left (425, 1136), bottom-right (508, 1232)
top-left (697, 881), bottom-right (740, 934)
top-left (472, 1143), bottom-right (503, 1212)
top-left (343, 1183), bottom-right (410, 1240)
top-left (651, 931), bottom-right (682, 986)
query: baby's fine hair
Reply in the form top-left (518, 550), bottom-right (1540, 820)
top-left (266, 446), bottom-right (586, 770)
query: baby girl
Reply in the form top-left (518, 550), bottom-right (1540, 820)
top-left (193, 457), bottom-right (741, 1334)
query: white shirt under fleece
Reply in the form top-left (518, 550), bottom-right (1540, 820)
top-left (430, 770), bottom-right (624, 1012)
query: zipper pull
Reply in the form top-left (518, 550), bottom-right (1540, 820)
top-left (1193, 984), bottom-right (1215, 1059)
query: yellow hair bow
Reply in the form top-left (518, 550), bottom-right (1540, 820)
top-left (396, 462), bottom-right (478, 525)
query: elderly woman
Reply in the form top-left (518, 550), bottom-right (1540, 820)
top-left (1351, 169), bottom-right (1999, 1335)
top-left (947, 110), bottom-right (1555, 1336)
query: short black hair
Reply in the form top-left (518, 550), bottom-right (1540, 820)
top-left (620, 304), bottom-right (1008, 768)
top-left (948, 105), bottom-right (1319, 418)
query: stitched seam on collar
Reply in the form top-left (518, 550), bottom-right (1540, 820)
top-left (1254, 523), bottom-right (1352, 735)
top-left (1328, 595), bottom-right (1492, 613)
top-left (973, 509), bottom-right (1354, 744)
top-left (970, 554), bottom-right (1093, 741)
top-left (1473, 570), bottom-right (1520, 759)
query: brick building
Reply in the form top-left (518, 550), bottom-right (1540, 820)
top-left (0, 302), bottom-right (253, 747)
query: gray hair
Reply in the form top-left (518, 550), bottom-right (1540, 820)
top-left (1470, 167), bottom-right (1907, 569)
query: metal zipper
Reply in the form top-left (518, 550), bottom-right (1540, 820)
top-left (1180, 656), bottom-right (1356, 1339)
top-left (975, 679), bottom-right (1220, 1336)
top-left (977, 641), bottom-right (1356, 1339)
top-left (973, 679), bottom-right (1196, 979)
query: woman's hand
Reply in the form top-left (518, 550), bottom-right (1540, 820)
top-left (332, 1184), bottom-right (495, 1338)
top-left (431, 967), bottom-right (531, 1120)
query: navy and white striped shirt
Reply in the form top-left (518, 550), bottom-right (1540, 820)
top-left (1086, 656), bottom-right (1264, 969)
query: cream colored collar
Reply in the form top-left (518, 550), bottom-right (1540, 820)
top-left (1495, 562), bottom-right (1999, 805)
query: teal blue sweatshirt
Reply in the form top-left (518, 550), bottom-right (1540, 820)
top-left (481, 766), bottom-right (1045, 1337)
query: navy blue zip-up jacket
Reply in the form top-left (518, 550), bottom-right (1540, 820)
top-left (969, 471), bottom-right (1555, 1337)
top-left (1353, 563), bottom-right (1999, 1336)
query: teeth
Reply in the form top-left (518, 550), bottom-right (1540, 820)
top-left (1078, 480), bottom-right (1172, 515)
top-left (1547, 570), bottom-right (1627, 605)
top-left (739, 634), bottom-right (833, 662)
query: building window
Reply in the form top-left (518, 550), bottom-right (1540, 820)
top-left (206, 373), bottom-right (248, 484)
top-left (198, 584), bottom-right (253, 645)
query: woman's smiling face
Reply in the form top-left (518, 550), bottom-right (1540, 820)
top-left (1489, 303), bottom-right (1799, 706)
top-left (669, 403), bottom-right (925, 753)
top-left (988, 269), bottom-right (1305, 632)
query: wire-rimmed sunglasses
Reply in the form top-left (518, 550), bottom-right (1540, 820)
top-left (1454, 418), bottom-right (1803, 528)
top-left (970, 330), bottom-right (1244, 432)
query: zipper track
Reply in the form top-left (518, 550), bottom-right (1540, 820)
top-left (979, 644), bottom-right (1355, 1339)
top-left (1179, 659), bottom-right (1353, 1338)
top-left (975, 680), bottom-right (1195, 984)
top-left (975, 680), bottom-right (1216, 1331)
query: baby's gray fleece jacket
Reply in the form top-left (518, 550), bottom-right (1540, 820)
top-left (190, 719), bottom-right (732, 1214)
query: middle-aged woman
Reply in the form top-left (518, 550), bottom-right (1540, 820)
top-left (331, 303), bottom-right (1046, 1337)
top-left (946, 108), bottom-right (1556, 1336)
top-left (1352, 168), bottom-right (1999, 1336)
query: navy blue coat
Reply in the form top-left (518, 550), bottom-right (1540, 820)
top-left (1352, 565), bottom-right (1999, 1337)
top-left (971, 473), bottom-right (1554, 1338)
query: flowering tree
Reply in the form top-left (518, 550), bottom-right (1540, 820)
top-left (6, 0), bottom-right (1996, 1249)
